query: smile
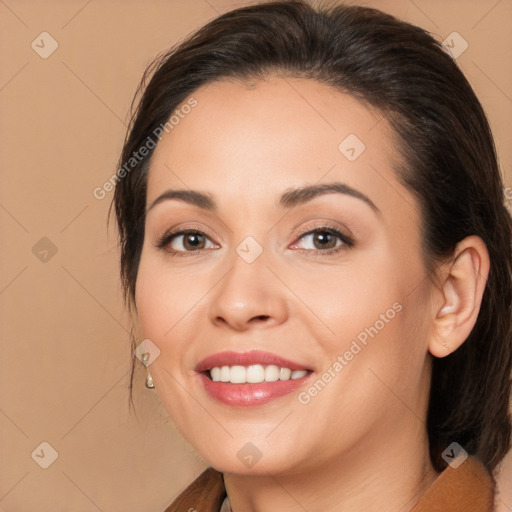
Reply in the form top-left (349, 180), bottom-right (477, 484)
top-left (195, 350), bottom-right (314, 406)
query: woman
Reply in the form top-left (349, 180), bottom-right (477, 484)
top-left (112, 1), bottom-right (512, 510)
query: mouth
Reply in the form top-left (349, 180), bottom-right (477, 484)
top-left (195, 350), bottom-right (314, 406)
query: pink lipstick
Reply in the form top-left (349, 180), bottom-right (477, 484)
top-left (195, 350), bottom-right (314, 407)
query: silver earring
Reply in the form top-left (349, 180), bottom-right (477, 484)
top-left (141, 353), bottom-right (155, 389)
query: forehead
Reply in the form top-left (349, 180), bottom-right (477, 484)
top-left (145, 75), bottom-right (409, 216)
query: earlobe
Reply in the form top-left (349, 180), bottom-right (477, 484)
top-left (428, 236), bottom-right (490, 358)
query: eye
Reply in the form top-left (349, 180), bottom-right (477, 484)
top-left (290, 226), bottom-right (354, 253)
top-left (156, 229), bottom-right (219, 254)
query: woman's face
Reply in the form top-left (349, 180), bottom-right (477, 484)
top-left (135, 76), bottom-right (436, 475)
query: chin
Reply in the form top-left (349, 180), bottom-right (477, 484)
top-left (197, 442), bottom-right (309, 477)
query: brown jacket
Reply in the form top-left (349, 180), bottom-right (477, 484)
top-left (164, 456), bottom-right (496, 512)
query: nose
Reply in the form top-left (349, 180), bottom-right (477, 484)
top-left (208, 251), bottom-right (289, 331)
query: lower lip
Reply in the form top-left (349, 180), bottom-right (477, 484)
top-left (198, 372), bottom-right (313, 407)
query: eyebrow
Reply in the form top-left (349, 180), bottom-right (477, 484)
top-left (146, 182), bottom-right (380, 215)
top-left (279, 182), bottom-right (380, 214)
top-left (146, 189), bottom-right (216, 214)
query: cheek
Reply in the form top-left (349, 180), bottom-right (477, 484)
top-left (287, 249), bottom-right (403, 342)
top-left (135, 254), bottom-right (206, 339)
top-left (134, 257), bottom-right (199, 405)
top-left (336, 269), bottom-right (431, 419)
top-left (301, 292), bottom-right (430, 441)
top-left (135, 270), bottom-right (171, 340)
top-left (134, 257), bottom-right (187, 386)
top-left (297, 243), bottom-right (430, 385)
top-left (134, 251), bottom-right (224, 394)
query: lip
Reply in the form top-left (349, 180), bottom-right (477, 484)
top-left (195, 350), bottom-right (314, 407)
top-left (198, 372), bottom-right (313, 407)
top-left (195, 350), bottom-right (312, 372)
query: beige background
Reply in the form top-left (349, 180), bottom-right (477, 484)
top-left (1, 0), bottom-right (511, 510)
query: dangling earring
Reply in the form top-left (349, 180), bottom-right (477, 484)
top-left (135, 338), bottom-right (160, 390)
top-left (141, 352), bottom-right (155, 389)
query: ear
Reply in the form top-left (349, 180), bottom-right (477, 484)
top-left (429, 235), bottom-right (490, 358)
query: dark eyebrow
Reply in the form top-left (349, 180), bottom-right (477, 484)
top-left (279, 182), bottom-right (380, 214)
top-left (146, 189), bottom-right (216, 214)
top-left (146, 182), bottom-right (379, 216)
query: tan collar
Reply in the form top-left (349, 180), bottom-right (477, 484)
top-left (164, 456), bottom-right (495, 512)
top-left (412, 456), bottom-right (495, 511)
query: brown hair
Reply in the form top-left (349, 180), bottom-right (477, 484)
top-left (112, 0), bottom-right (512, 473)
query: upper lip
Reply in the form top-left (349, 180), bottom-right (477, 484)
top-left (195, 350), bottom-right (312, 372)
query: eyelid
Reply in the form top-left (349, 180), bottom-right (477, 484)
top-left (289, 222), bottom-right (354, 246)
top-left (292, 219), bottom-right (354, 239)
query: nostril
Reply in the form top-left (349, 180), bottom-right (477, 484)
top-left (252, 315), bottom-right (270, 322)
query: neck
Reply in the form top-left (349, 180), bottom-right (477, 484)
top-left (222, 422), bottom-right (440, 512)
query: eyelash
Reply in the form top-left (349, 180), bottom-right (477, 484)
top-left (155, 225), bottom-right (355, 257)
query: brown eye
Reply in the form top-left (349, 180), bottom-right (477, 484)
top-left (180, 233), bottom-right (206, 250)
top-left (311, 231), bottom-right (338, 250)
top-left (291, 227), bottom-right (354, 253)
top-left (159, 230), bottom-right (218, 253)
top-left (297, 229), bottom-right (342, 251)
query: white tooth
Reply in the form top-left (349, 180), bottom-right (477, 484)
top-left (279, 367), bottom-right (292, 381)
top-left (220, 365), bottom-right (230, 382)
top-left (264, 365), bottom-right (280, 382)
top-left (230, 365), bottom-right (247, 384)
top-left (210, 365), bottom-right (304, 383)
top-left (246, 364), bottom-right (265, 383)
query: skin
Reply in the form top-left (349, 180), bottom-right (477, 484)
top-left (135, 75), bottom-right (489, 511)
